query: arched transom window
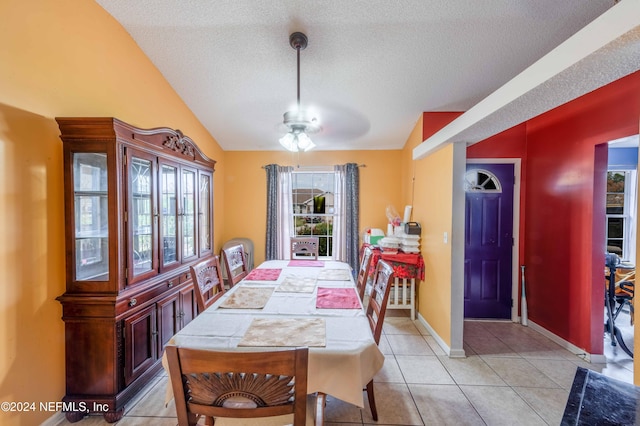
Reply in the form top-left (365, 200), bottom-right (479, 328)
top-left (464, 169), bottom-right (502, 193)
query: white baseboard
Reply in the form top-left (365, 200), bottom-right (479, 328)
top-left (416, 314), bottom-right (605, 363)
top-left (527, 320), bottom-right (604, 363)
top-left (417, 312), bottom-right (466, 358)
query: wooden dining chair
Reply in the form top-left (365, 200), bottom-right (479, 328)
top-left (166, 346), bottom-right (323, 426)
top-left (290, 237), bottom-right (319, 260)
top-left (364, 260), bottom-right (395, 421)
top-left (221, 243), bottom-right (249, 288)
top-left (356, 245), bottom-right (374, 301)
top-left (190, 255), bottom-right (225, 313)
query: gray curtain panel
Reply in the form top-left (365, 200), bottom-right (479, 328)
top-left (345, 163), bottom-right (360, 273)
top-left (265, 164), bottom-right (278, 260)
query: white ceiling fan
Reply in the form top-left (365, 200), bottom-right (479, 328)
top-left (278, 32), bottom-right (321, 152)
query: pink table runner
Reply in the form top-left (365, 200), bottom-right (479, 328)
top-left (316, 287), bottom-right (360, 309)
top-left (244, 268), bottom-right (282, 281)
top-left (288, 260), bottom-right (324, 267)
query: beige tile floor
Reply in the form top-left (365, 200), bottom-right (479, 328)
top-left (47, 311), bottom-right (633, 426)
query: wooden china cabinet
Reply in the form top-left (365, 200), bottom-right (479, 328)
top-left (56, 118), bottom-right (215, 422)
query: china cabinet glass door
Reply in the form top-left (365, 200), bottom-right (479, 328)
top-left (160, 162), bottom-right (178, 268)
top-left (73, 153), bottom-right (109, 281)
top-left (127, 149), bottom-right (158, 284)
top-left (199, 171), bottom-right (212, 256)
top-left (181, 168), bottom-right (197, 260)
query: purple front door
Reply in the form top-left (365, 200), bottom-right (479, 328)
top-left (464, 163), bottom-right (515, 319)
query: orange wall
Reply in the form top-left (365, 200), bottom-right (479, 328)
top-left (400, 113), bottom-right (462, 348)
top-left (0, 1), bottom-right (223, 424)
top-left (223, 150), bottom-right (403, 264)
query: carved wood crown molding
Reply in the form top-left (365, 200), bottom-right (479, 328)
top-left (163, 130), bottom-right (195, 157)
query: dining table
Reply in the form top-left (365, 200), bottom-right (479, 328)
top-left (163, 259), bottom-right (385, 408)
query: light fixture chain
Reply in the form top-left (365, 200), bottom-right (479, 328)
top-left (297, 45), bottom-right (301, 109)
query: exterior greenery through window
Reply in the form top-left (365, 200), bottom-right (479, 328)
top-left (606, 170), bottom-right (635, 260)
top-left (292, 171), bottom-right (334, 258)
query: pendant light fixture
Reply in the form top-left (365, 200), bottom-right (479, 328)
top-left (279, 32), bottom-right (320, 152)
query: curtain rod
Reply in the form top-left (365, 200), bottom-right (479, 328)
top-left (261, 164), bottom-right (366, 169)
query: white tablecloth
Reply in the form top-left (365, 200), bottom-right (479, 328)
top-left (164, 260), bottom-right (384, 407)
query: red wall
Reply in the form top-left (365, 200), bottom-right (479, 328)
top-left (467, 70), bottom-right (640, 354)
top-left (422, 112), bottom-right (463, 138)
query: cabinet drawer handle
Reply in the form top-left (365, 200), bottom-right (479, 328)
top-left (185, 273), bottom-right (191, 279)
top-left (168, 280), bottom-right (175, 288)
top-left (129, 298), bottom-right (137, 307)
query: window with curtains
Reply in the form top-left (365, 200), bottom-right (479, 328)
top-left (292, 171), bottom-right (335, 258)
top-left (266, 163), bottom-right (358, 271)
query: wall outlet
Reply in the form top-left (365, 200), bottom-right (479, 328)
top-left (443, 231), bottom-right (448, 244)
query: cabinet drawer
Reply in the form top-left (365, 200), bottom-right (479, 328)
top-left (164, 275), bottom-right (180, 290)
top-left (179, 270), bottom-right (193, 284)
top-left (116, 275), bottom-right (181, 315)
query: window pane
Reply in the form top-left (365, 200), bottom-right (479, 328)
top-left (317, 218), bottom-right (333, 257)
top-left (606, 194), bottom-right (624, 214)
top-left (607, 218), bottom-right (624, 239)
top-left (478, 172), bottom-right (497, 190)
top-left (313, 195), bottom-right (326, 213)
top-left (606, 171), bottom-right (625, 214)
top-left (607, 172), bottom-right (625, 193)
top-left (607, 239), bottom-right (623, 253)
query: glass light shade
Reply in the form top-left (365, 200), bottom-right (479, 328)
top-left (279, 132), bottom-right (297, 152)
top-left (279, 131), bottom-right (315, 152)
top-left (297, 132), bottom-right (315, 151)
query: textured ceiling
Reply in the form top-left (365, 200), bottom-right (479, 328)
top-left (95, 0), bottom-right (620, 151)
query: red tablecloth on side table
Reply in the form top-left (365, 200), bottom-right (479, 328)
top-left (361, 243), bottom-right (424, 281)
